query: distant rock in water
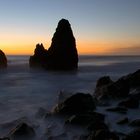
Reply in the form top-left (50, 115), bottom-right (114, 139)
top-left (0, 50), bottom-right (7, 68)
top-left (29, 19), bottom-right (78, 70)
top-left (29, 43), bottom-right (47, 67)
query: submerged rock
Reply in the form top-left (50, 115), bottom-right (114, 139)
top-left (29, 19), bottom-right (78, 70)
top-left (53, 93), bottom-right (96, 115)
top-left (0, 50), bottom-right (7, 68)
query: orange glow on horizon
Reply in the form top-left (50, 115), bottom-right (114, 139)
top-left (0, 38), bottom-right (140, 55)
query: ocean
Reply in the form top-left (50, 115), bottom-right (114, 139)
top-left (0, 55), bottom-right (140, 139)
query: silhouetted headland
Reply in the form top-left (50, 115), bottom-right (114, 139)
top-left (29, 19), bottom-right (78, 70)
top-left (0, 50), bottom-right (7, 68)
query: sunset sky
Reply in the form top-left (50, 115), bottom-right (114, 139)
top-left (0, 0), bottom-right (140, 55)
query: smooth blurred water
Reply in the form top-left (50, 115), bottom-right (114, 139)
top-left (0, 55), bottom-right (140, 139)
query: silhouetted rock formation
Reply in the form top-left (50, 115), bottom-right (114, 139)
top-left (29, 43), bottom-right (47, 67)
top-left (29, 19), bottom-right (78, 70)
top-left (0, 50), bottom-right (7, 68)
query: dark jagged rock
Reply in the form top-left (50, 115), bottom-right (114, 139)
top-left (118, 98), bottom-right (139, 109)
top-left (29, 19), bottom-right (78, 70)
top-left (53, 93), bottom-right (96, 115)
top-left (0, 50), bottom-right (7, 68)
top-left (29, 43), bottom-right (47, 67)
top-left (10, 122), bottom-right (35, 138)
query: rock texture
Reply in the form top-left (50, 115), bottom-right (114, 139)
top-left (29, 19), bottom-right (78, 70)
top-left (0, 50), bottom-right (7, 68)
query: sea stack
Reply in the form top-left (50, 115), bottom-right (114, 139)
top-left (0, 50), bottom-right (7, 68)
top-left (29, 19), bottom-right (78, 70)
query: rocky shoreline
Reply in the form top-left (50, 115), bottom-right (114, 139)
top-left (0, 69), bottom-right (139, 140)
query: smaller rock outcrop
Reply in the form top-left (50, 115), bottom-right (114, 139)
top-left (29, 43), bottom-right (47, 67)
top-left (0, 50), bottom-right (7, 68)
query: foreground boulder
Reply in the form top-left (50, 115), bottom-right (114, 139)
top-left (53, 93), bottom-right (96, 115)
top-left (0, 50), bottom-right (7, 68)
top-left (29, 19), bottom-right (78, 70)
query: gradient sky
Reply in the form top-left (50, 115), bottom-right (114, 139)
top-left (0, 0), bottom-right (140, 55)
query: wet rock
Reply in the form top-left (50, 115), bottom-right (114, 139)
top-left (129, 119), bottom-right (140, 127)
top-left (29, 43), bottom-right (47, 67)
top-left (30, 19), bottom-right (78, 70)
top-left (53, 93), bottom-right (96, 115)
top-left (123, 129), bottom-right (140, 140)
top-left (106, 107), bottom-right (127, 114)
top-left (0, 50), bottom-right (7, 68)
top-left (65, 112), bottom-right (105, 127)
top-left (10, 122), bottom-right (35, 138)
top-left (87, 130), bottom-right (119, 140)
top-left (118, 98), bottom-right (139, 109)
top-left (117, 117), bottom-right (129, 125)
